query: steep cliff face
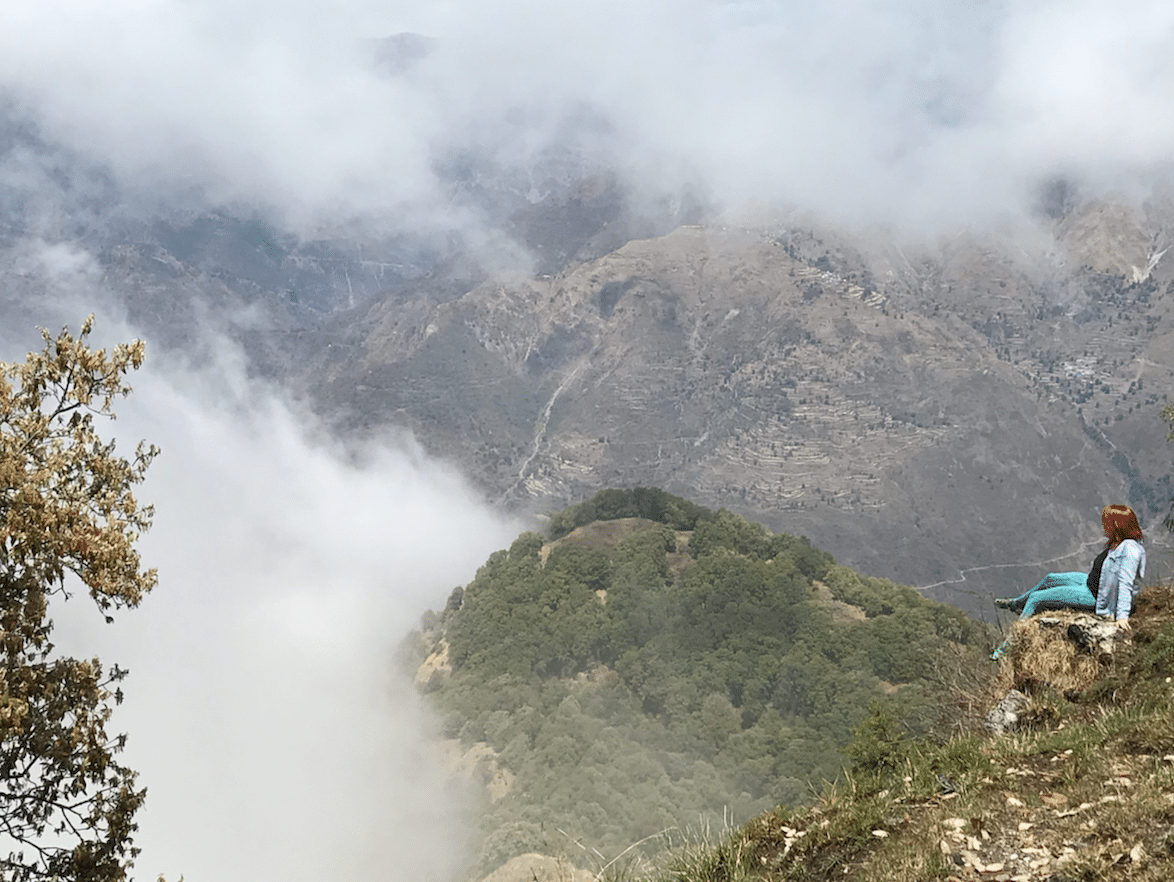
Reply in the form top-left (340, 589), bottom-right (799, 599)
top-left (259, 210), bottom-right (1174, 610)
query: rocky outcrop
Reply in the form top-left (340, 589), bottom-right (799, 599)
top-left (987, 611), bottom-right (1128, 734)
top-left (436, 739), bottom-right (516, 804)
top-left (984, 689), bottom-right (1031, 735)
top-left (1046, 612), bottom-right (1123, 658)
top-left (414, 639), bottom-right (452, 690)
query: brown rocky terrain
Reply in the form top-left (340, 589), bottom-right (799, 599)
top-left (243, 196), bottom-right (1174, 613)
top-left (9, 186), bottom-right (1170, 613)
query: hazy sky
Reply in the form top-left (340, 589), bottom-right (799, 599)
top-left (4, 1), bottom-right (1174, 238)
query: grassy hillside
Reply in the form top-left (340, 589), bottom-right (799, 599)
top-left (635, 583), bottom-right (1174, 882)
top-left (404, 489), bottom-right (990, 878)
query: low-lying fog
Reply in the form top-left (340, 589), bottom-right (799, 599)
top-left (6, 306), bottom-right (520, 881)
top-left (6, 1), bottom-right (1174, 241)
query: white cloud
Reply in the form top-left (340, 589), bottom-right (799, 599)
top-left (17, 322), bottom-right (522, 881)
top-left (996, 1), bottom-right (1174, 178)
top-left (5, 0), bottom-right (1174, 239)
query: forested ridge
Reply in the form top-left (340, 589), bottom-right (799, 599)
top-left (406, 489), bottom-right (990, 878)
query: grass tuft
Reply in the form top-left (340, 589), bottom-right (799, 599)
top-left (1004, 611), bottom-right (1111, 695)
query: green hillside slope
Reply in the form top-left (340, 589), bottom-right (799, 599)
top-left (649, 583), bottom-right (1174, 882)
top-left (405, 489), bottom-right (990, 878)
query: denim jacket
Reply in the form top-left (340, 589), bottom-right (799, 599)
top-left (1095, 539), bottom-right (1146, 621)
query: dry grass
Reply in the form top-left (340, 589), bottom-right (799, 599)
top-left (921, 640), bottom-right (1005, 738)
top-left (541, 518), bottom-right (666, 560)
top-left (1001, 611), bottom-right (1111, 696)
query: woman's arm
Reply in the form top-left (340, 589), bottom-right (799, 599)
top-left (1114, 541), bottom-right (1145, 621)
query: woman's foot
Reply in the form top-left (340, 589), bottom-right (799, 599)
top-left (994, 598), bottom-right (1014, 609)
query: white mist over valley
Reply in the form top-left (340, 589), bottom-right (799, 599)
top-left (5, 1), bottom-right (1174, 237)
top-left (3, 303), bottom-right (521, 880)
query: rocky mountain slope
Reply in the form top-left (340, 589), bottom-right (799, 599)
top-left (5, 173), bottom-right (1171, 612)
top-left (251, 195), bottom-right (1174, 612)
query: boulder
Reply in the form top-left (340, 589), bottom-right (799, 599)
top-left (1033, 615), bottom-right (1122, 657)
top-left (987, 611), bottom-right (1127, 732)
top-left (985, 689), bottom-right (1031, 735)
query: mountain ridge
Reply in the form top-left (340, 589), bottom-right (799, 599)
top-left (6, 169), bottom-right (1171, 613)
top-left (255, 207), bottom-right (1174, 612)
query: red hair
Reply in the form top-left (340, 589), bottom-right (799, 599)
top-left (1102, 504), bottom-right (1143, 550)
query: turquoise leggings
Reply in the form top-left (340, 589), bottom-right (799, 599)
top-left (1002, 572), bottom-right (1096, 618)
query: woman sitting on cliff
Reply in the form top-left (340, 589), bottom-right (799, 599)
top-left (990, 504), bottom-right (1144, 657)
top-left (1094, 503), bottom-right (1146, 627)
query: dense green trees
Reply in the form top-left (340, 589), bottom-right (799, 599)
top-left (547, 487), bottom-right (711, 539)
top-left (409, 490), bottom-right (989, 876)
